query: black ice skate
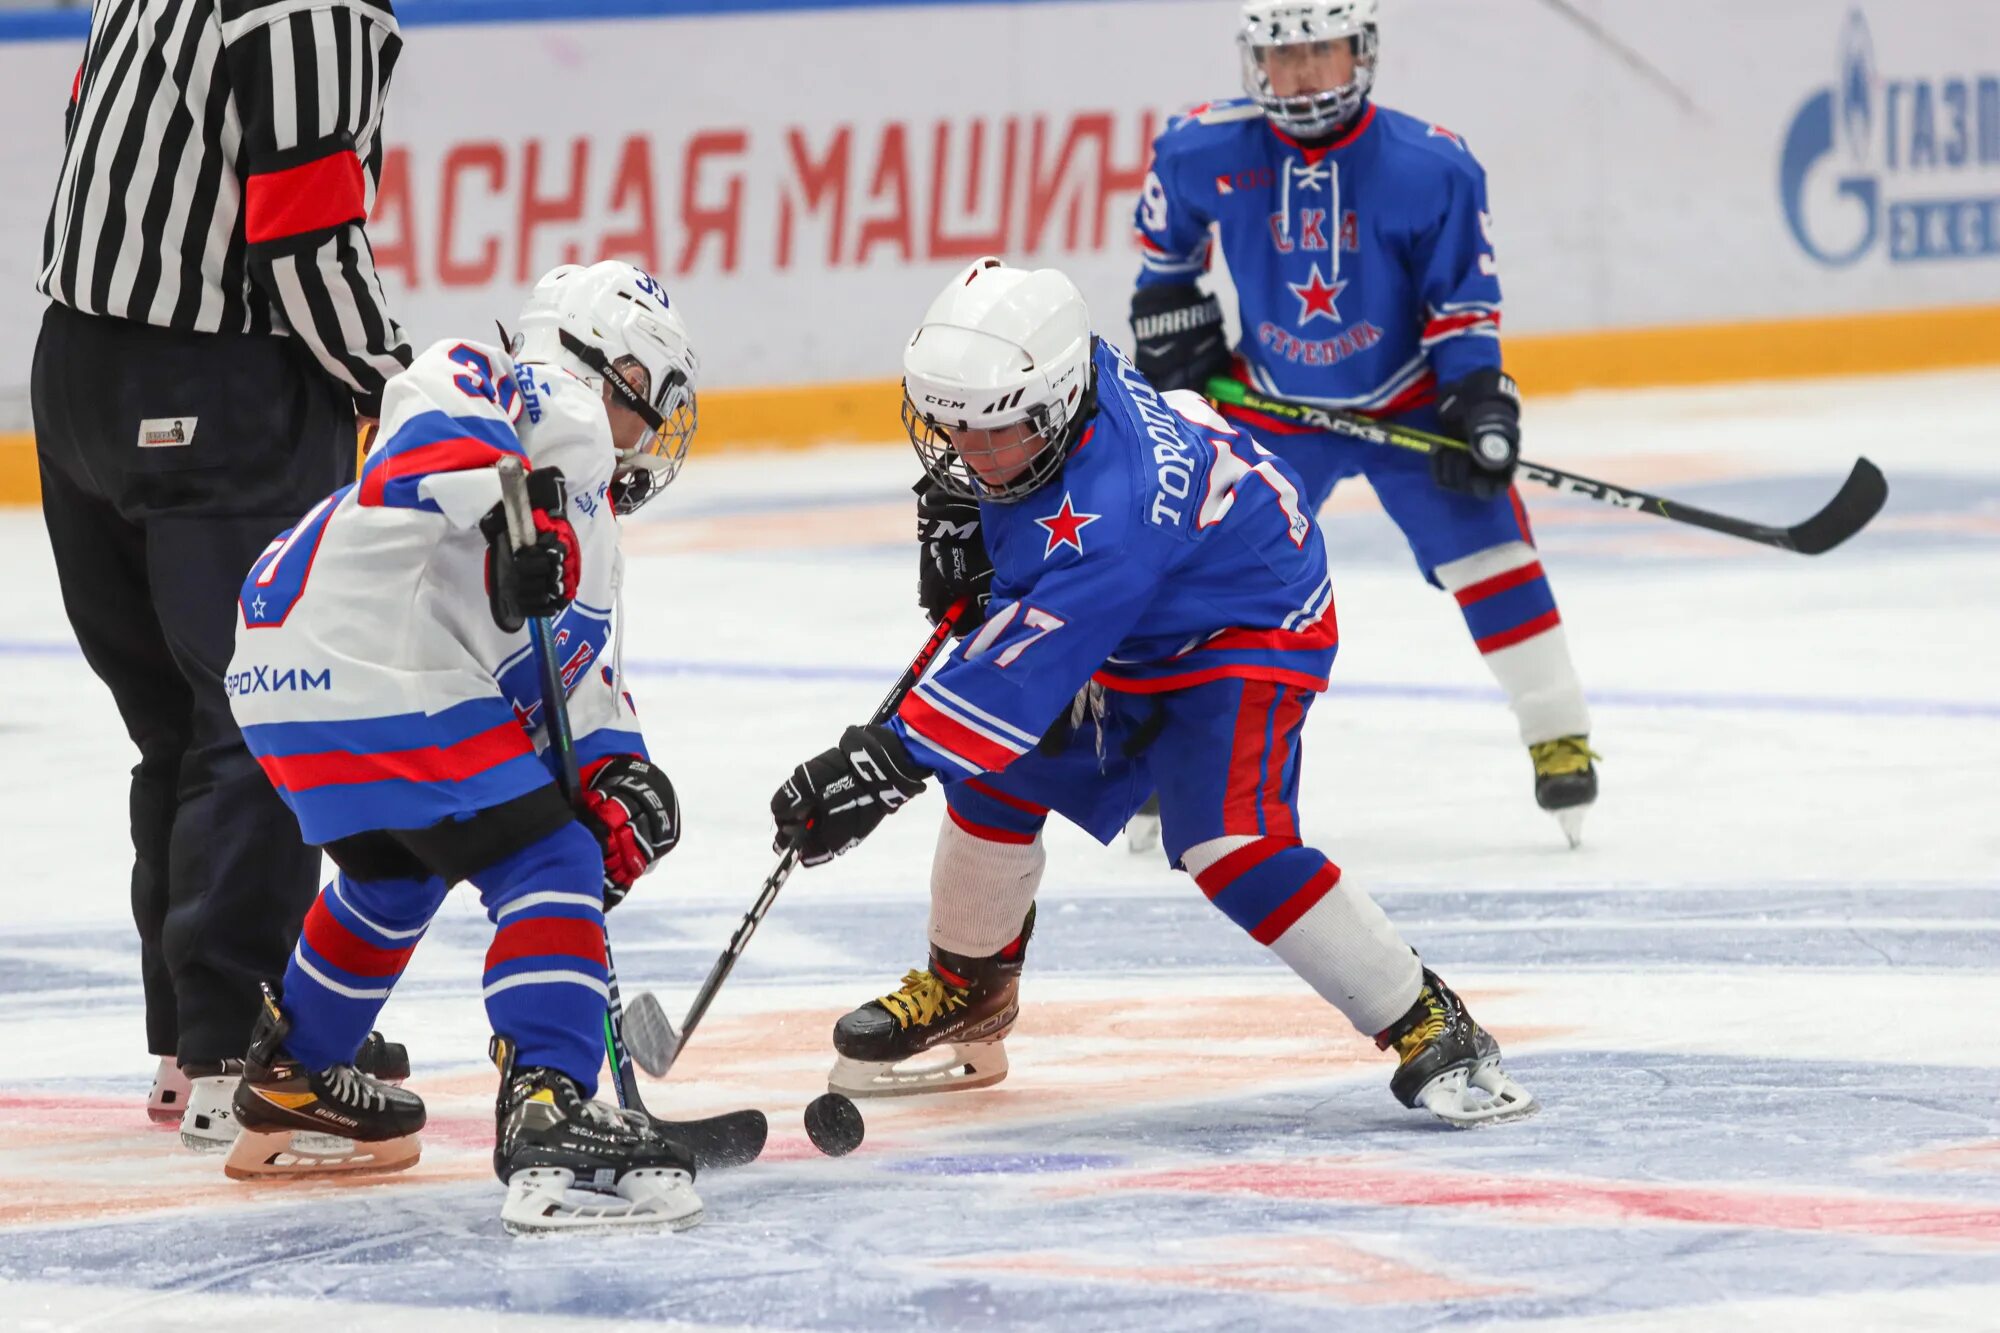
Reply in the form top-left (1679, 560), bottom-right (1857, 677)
top-left (223, 985), bottom-right (425, 1180)
top-left (180, 1025), bottom-right (409, 1154)
top-left (1530, 735), bottom-right (1599, 848)
top-left (829, 908), bottom-right (1033, 1098)
top-left (492, 1037), bottom-right (702, 1236)
top-left (1376, 969), bottom-right (1538, 1128)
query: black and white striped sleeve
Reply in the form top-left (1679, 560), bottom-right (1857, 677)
top-left (222, 0), bottom-right (412, 415)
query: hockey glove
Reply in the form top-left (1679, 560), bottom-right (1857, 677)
top-left (1130, 284), bottom-right (1232, 395)
top-left (916, 479), bottom-right (993, 633)
top-left (480, 467), bottom-right (580, 632)
top-left (771, 724), bottom-right (931, 867)
top-left (576, 756), bottom-right (680, 910)
top-left (1432, 368), bottom-right (1522, 502)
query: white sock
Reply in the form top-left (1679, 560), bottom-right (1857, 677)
top-left (927, 816), bottom-right (1044, 958)
top-left (1182, 838), bottom-right (1422, 1035)
top-left (1435, 541), bottom-right (1592, 744)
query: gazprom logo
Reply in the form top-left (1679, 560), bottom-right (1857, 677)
top-left (1779, 10), bottom-right (2000, 266)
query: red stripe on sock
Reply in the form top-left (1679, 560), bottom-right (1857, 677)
top-left (1453, 560), bottom-right (1544, 607)
top-left (303, 896), bottom-right (417, 978)
top-left (1192, 836), bottom-right (1298, 901)
top-left (1476, 608), bottom-right (1562, 654)
top-left (486, 916), bottom-right (608, 971)
top-left (1251, 858), bottom-right (1343, 946)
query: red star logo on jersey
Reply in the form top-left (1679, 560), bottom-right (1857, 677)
top-left (1288, 266), bottom-right (1347, 326)
top-left (1034, 492), bottom-right (1101, 558)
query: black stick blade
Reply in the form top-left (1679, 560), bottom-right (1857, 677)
top-left (1787, 458), bottom-right (1888, 556)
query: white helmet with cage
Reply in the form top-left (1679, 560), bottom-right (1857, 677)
top-left (513, 260), bottom-right (698, 513)
top-left (901, 257), bottom-right (1095, 503)
top-left (1238, 0), bottom-right (1380, 139)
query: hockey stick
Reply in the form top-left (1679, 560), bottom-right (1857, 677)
top-left (1204, 377), bottom-right (1888, 556)
top-left (497, 459), bottom-right (767, 1166)
top-left (625, 595), bottom-right (974, 1079)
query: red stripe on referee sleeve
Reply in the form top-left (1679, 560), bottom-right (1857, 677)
top-left (245, 148), bottom-right (367, 245)
top-left (486, 917), bottom-right (608, 970)
top-left (262, 719), bottom-right (534, 793)
top-left (1453, 560), bottom-right (1545, 608)
top-left (947, 807), bottom-right (1039, 846)
top-left (302, 898), bottom-right (417, 978)
top-left (1251, 859), bottom-right (1342, 946)
top-left (358, 439), bottom-right (512, 506)
top-left (1475, 608), bottom-right (1563, 655)
top-left (896, 693), bottom-right (1021, 773)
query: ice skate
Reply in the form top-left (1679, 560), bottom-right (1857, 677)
top-left (829, 909), bottom-right (1032, 1098)
top-left (181, 1024), bottom-right (408, 1152)
top-left (493, 1037), bottom-right (702, 1236)
top-left (1376, 969), bottom-right (1537, 1128)
top-left (223, 985), bottom-right (425, 1180)
top-left (1125, 793), bottom-right (1162, 853)
top-left (148, 1056), bottom-right (190, 1125)
top-left (1530, 735), bottom-right (1599, 848)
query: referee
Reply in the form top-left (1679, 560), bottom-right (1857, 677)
top-left (32, 0), bottom-right (413, 1124)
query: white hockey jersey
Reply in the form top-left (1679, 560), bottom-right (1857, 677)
top-left (226, 338), bottom-right (645, 845)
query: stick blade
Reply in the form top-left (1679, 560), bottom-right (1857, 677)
top-left (624, 990), bottom-right (680, 1078)
top-left (1787, 457), bottom-right (1887, 556)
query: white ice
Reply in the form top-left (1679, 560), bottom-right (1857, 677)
top-left (2, 369), bottom-right (1998, 1331)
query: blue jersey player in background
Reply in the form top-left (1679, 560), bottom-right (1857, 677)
top-left (768, 257), bottom-right (1535, 1129)
top-left (1130, 0), bottom-right (1598, 846)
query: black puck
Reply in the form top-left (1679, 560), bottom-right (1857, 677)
top-left (803, 1091), bottom-right (865, 1157)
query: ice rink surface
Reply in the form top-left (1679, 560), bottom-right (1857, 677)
top-left (3, 369), bottom-right (1998, 1331)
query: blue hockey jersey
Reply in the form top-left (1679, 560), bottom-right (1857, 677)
top-left (1135, 99), bottom-right (1503, 426)
top-left (888, 339), bottom-right (1339, 780)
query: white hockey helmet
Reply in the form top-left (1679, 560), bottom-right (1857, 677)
top-left (514, 260), bottom-right (698, 513)
top-left (901, 257), bottom-right (1095, 503)
top-left (1238, 0), bottom-right (1380, 139)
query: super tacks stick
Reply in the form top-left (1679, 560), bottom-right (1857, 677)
top-left (1204, 377), bottom-right (1887, 556)
top-left (624, 596), bottom-right (973, 1078)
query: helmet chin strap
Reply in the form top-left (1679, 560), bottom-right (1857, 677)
top-left (558, 328), bottom-right (669, 434)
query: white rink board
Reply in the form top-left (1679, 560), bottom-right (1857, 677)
top-left (1, 0), bottom-right (1998, 395)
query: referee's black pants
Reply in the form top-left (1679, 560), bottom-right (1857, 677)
top-left (31, 302), bottom-right (356, 1065)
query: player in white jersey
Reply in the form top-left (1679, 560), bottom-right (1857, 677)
top-left (221, 261), bottom-right (707, 1234)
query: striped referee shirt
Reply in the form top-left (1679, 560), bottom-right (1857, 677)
top-left (39, 0), bottom-right (412, 415)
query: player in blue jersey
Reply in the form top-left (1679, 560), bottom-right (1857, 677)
top-left (1130, 0), bottom-right (1597, 846)
top-left (768, 257), bottom-right (1534, 1128)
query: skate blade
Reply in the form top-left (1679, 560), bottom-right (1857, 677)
top-left (1552, 804), bottom-right (1589, 849)
top-left (179, 1121), bottom-right (238, 1154)
top-left (501, 1166), bottom-right (703, 1236)
top-left (829, 1042), bottom-right (1009, 1099)
top-left (1415, 1062), bottom-right (1539, 1129)
top-left (223, 1128), bottom-right (422, 1180)
top-left (1125, 812), bottom-right (1161, 854)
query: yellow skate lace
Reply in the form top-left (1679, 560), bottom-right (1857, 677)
top-left (1530, 736), bottom-right (1601, 778)
top-left (876, 970), bottom-right (969, 1029)
top-left (1387, 991), bottom-right (1448, 1064)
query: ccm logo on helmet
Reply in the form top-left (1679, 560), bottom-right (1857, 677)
top-left (923, 393), bottom-right (968, 410)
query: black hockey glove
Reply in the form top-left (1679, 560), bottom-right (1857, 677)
top-left (771, 724), bottom-right (931, 867)
top-left (480, 467), bottom-right (580, 632)
top-left (577, 756), bottom-right (680, 910)
top-left (916, 479), bottom-right (993, 633)
top-left (1130, 284), bottom-right (1231, 395)
top-left (1432, 368), bottom-right (1522, 502)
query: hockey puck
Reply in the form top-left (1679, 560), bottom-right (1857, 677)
top-left (803, 1092), bottom-right (864, 1157)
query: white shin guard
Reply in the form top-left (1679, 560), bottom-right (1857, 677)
top-left (927, 816), bottom-right (1045, 958)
